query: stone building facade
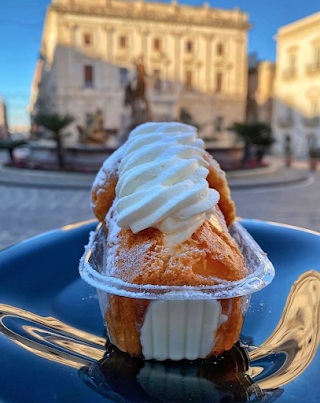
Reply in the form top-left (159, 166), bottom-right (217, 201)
top-left (246, 55), bottom-right (275, 126)
top-left (273, 11), bottom-right (320, 157)
top-left (29, 0), bottom-right (250, 145)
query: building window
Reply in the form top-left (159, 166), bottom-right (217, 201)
top-left (154, 69), bottom-right (161, 92)
top-left (84, 65), bottom-right (94, 87)
top-left (119, 36), bottom-right (127, 49)
top-left (216, 72), bottom-right (223, 93)
top-left (154, 38), bottom-right (162, 52)
top-left (217, 43), bottom-right (224, 56)
top-left (186, 40), bottom-right (193, 53)
top-left (215, 116), bottom-right (224, 132)
top-left (83, 33), bottom-right (92, 46)
top-left (120, 67), bottom-right (128, 87)
top-left (185, 71), bottom-right (192, 91)
top-left (288, 53), bottom-right (296, 75)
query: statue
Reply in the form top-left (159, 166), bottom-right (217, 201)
top-left (78, 109), bottom-right (107, 145)
top-left (91, 109), bottom-right (105, 143)
top-left (135, 57), bottom-right (148, 103)
top-left (121, 56), bottom-right (151, 142)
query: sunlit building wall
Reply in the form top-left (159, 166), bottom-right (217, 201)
top-left (246, 55), bottom-right (275, 126)
top-left (273, 11), bottom-right (320, 157)
top-left (29, 0), bottom-right (250, 145)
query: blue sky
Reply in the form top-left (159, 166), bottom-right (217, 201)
top-left (0, 0), bottom-right (320, 128)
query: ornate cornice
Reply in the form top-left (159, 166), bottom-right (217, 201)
top-left (51, 4), bottom-right (251, 30)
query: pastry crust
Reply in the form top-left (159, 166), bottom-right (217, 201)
top-left (91, 145), bottom-right (125, 223)
top-left (103, 204), bottom-right (246, 357)
top-left (92, 145), bottom-right (245, 358)
top-left (204, 151), bottom-right (236, 226)
top-left (106, 205), bottom-right (245, 286)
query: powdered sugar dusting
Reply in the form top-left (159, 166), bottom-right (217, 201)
top-left (79, 230), bottom-right (96, 273)
top-left (105, 200), bottom-right (122, 276)
top-left (92, 144), bottom-right (126, 191)
top-left (79, 222), bottom-right (275, 300)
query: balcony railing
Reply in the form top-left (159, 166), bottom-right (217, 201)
top-left (277, 115), bottom-right (294, 128)
top-left (306, 63), bottom-right (320, 75)
top-left (282, 69), bottom-right (296, 80)
top-left (302, 116), bottom-right (319, 127)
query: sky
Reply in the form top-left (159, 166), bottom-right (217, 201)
top-left (0, 0), bottom-right (320, 129)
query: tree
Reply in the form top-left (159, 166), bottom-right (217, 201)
top-left (0, 139), bottom-right (27, 164)
top-left (34, 113), bottom-right (75, 170)
top-left (230, 122), bottom-right (275, 166)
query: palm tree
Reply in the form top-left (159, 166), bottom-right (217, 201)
top-left (0, 139), bottom-right (27, 164)
top-left (34, 113), bottom-right (75, 170)
top-left (230, 123), bottom-right (275, 167)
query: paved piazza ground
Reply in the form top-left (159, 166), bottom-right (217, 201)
top-left (0, 172), bottom-right (319, 250)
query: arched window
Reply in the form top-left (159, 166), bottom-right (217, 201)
top-left (217, 43), bottom-right (224, 56)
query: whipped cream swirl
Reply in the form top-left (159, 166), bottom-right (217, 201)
top-left (115, 122), bottom-right (220, 244)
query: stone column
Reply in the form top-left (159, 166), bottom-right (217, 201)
top-left (165, 60), bottom-right (171, 92)
top-left (106, 26), bottom-right (114, 62)
top-left (62, 22), bottom-right (77, 91)
top-left (225, 39), bottom-right (231, 95)
top-left (100, 26), bottom-right (109, 61)
top-left (139, 29), bottom-right (149, 72)
top-left (59, 22), bottom-right (78, 145)
top-left (203, 33), bottom-right (213, 93)
top-left (234, 36), bottom-right (246, 96)
top-left (141, 29), bottom-right (149, 55)
top-left (104, 27), bottom-right (115, 91)
top-left (99, 26), bottom-right (109, 97)
top-left (171, 31), bottom-right (182, 86)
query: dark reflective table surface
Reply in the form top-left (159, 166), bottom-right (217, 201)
top-left (1, 219), bottom-right (320, 403)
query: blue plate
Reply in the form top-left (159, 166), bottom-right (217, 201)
top-left (0, 219), bottom-right (320, 403)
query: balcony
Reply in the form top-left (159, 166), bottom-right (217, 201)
top-left (302, 116), bottom-right (319, 127)
top-left (306, 63), bottom-right (320, 76)
top-left (277, 115), bottom-right (294, 128)
top-left (282, 69), bottom-right (296, 80)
